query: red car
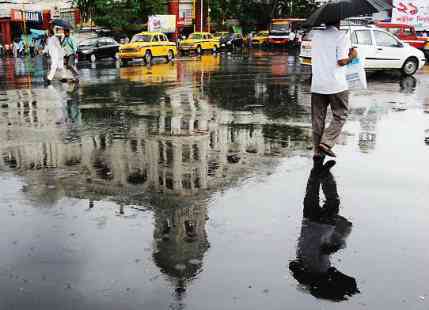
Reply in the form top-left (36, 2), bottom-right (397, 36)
top-left (375, 22), bottom-right (427, 50)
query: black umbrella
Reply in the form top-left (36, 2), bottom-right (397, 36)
top-left (51, 19), bottom-right (73, 29)
top-left (303, 0), bottom-right (392, 28)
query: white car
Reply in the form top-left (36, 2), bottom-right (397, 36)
top-left (299, 25), bottom-right (426, 76)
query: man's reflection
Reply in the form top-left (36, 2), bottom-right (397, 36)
top-left (289, 157), bottom-right (359, 301)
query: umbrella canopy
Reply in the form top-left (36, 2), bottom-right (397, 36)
top-left (51, 19), bottom-right (73, 29)
top-left (30, 28), bottom-right (46, 38)
top-left (303, 0), bottom-right (392, 28)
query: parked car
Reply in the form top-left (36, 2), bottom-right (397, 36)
top-left (375, 23), bottom-right (427, 49)
top-left (251, 31), bottom-right (269, 47)
top-left (179, 32), bottom-right (219, 54)
top-left (299, 25), bottom-right (426, 76)
top-left (220, 33), bottom-right (244, 51)
top-left (119, 32), bottom-right (177, 65)
top-left (77, 37), bottom-right (120, 62)
top-left (375, 22), bottom-right (429, 59)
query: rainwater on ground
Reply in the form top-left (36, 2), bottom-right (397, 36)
top-left (0, 51), bottom-right (429, 310)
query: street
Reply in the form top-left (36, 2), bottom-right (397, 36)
top-left (0, 51), bottom-right (429, 309)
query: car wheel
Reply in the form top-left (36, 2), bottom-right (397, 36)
top-left (197, 45), bottom-right (202, 55)
top-left (401, 57), bottom-right (418, 76)
top-left (90, 54), bottom-right (96, 63)
top-left (145, 50), bottom-right (152, 65)
top-left (167, 50), bottom-right (174, 62)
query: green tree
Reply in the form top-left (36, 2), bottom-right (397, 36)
top-left (209, 0), bottom-right (317, 31)
top-left (73, 0), bottom-right (96, 23)
top-left (81, 0), bottom-right (165, 32)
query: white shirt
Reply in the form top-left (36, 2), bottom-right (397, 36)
top-left (311, 26), bottom-right (351, 94)
top-left (43, 35), bottom-right (64, 59)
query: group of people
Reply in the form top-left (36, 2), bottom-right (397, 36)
top-left (43, 27), bottom-right (79, 84)
top-left (11, 38), bottom-right (45, 58)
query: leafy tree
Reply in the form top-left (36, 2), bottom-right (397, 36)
top-left (209, 0), bottom-right (317, 31)
top-left (73, 0), bottom-right (96, 23)
top-left (76, 0), bottom-right (166, 32)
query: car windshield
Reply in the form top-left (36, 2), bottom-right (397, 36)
top-left (79, 38), bottom-right (98, 47)
top-left (189, 34), bottom-right (202, 39)
top-left (271, 24), bottom-right (289, 33)
top-left (214, 32), bottom-right (226, 37)
top-left (257, 32), bottom-right (268, 37)
top-left (131, 34), bottom-right (152, 42)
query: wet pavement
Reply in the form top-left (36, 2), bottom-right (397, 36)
top-left (0, 51), bottom-right (429, 309)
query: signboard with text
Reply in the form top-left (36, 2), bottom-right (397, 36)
top-left (10, 9), bottom-right (42, 23)
top-left (392, 0), bottom-right (429, 30)
top-left (148, 15), bottom-right (176, 33)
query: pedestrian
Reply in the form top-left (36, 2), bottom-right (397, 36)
top-left (12, 38), bottom-right (19, 58)
top-left (310, 21), bottom-right (357, 158)
top-left (288, 30), bottom-right (296, 46)
top-left (17, 39), bottom-right (24, 57)
top-left (43, 27), bottom-right (65, 84)
top-left (62, 28), bottom-right (79, 82)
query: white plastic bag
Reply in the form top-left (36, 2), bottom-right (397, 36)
top-left (346, 58), bottom-right (367, 91)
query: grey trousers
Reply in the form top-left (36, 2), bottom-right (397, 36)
top-left (311, 91), bottom-right (349, 149)
top-left (65, 54), bottom-right (79, 78)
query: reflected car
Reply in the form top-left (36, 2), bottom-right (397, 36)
top-left (179, 32), bottom-right (219, 54)
top-left (219, 33), bottom-right (244, 51)
top-left (77, 37), bottom-right (120, 62)
top-left (119, 32), bottom-right (177, 65)
top-left (252, 31), bottom-right (269, 46)
top-left (120, 63), bottom-right (178, 84)
top-left (299, 25), bottom-right (426, 76)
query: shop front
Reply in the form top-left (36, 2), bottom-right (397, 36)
top-left (0, 9), bottom-right (48, 52)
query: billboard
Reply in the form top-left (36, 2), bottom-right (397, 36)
top-left (10, 9), bottom-right (42, 23)
top-left (392, 0), bottom-right (429, 30)
top-left (148, 15), bottom-right (176, 33)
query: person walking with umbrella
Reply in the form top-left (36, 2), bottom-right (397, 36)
top-left (43, 27), bottom-right (65, 84)
top-left (304, 0), bottom-right (391, 158)
top-left (310, 21), bottom-right (357, 158)
top-left (62, 28), bottom-right (79, 82)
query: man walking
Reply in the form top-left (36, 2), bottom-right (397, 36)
top-left (43, 28), bottom-right (65, 84)
top-left (311, 22), bottom-right (357, 157)
top-left (62, 28), bottom-right (79, 82)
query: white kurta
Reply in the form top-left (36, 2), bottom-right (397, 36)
top-left (44, 35), bottom-right (65, 81)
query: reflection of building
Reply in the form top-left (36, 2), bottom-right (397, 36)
top-left (152, 196), bottom-right (209, 294)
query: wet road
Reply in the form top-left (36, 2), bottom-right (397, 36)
top-left (0, 52), bottom-right (429, 309)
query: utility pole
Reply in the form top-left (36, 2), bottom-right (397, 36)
top-left (200, 0), bottom-right (203, 31)
top-left (208, 0), bottom-right (211, 33)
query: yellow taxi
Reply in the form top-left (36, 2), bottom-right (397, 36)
top-left (179, 32), bottom-right (219, 54)
top-left (251, 31), bottom-right (269, 46)
top-left (119, 32), bottom-right (177, 65)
